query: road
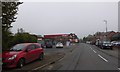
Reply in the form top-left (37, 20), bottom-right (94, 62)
top-left (44, 44), bottom-right (77, 55)
top-left (41, 43), bottom-right (119, 70)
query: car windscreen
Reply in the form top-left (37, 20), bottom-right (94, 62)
top-left (46, 42), bottom-right (52, 45)
top-left (57, 42), bottom-right (62, 44)
top-left (103, 41), bottom-right (111, 44)
top-left (10, 44), bottom-right (26, 51)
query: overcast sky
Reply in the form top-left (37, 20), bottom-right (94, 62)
top-left (11, 2), bottom-right (118, 38)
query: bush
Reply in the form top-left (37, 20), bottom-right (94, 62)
top-left (4, 32), bottom-right (37, 50)
top-left (12, 33), bottom-right (37, 45)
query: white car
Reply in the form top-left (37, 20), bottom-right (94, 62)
top-left (56, 42), bottom-right (63, 48)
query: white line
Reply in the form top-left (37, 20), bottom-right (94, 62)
top-left (90, 47), bottom-right (93, 50)
top-left (98, 54), bottom-right (108, 62)
top-left (90, 47), bottom-right (97, 53)
top-left (93, 50), bottom-right (97, 53)
top-left (118, 68), bottom-right (120, 70)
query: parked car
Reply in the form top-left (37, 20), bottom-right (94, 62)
top-left (111, 41), bottom-right (117, 46)
top-left (114, 41), bottom-right (120, 46)
top-left (2, 43), bottom-right (44, 68)
top-left (86, 41), bottom-right (91, 44)
top-left (116, 42), bottom-right (120, 46)
top-left (56, 42), bottom-right (63, 48)
top-left (45, 42), bottom-right (53, 48)
top-left (100, 41), bottom-right (113, 49)
top-left (111, 41), bottom-right (120, 46)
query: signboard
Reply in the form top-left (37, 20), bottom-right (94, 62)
top-left (37, 38), bottom-right (42, 40)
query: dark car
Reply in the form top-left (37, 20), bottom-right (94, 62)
top-left (100, 41), bottom-right (113, 49)
top-left (45, 42), bottom-right (53, 48)
top-left (2, 43), bottom-right (44, 68)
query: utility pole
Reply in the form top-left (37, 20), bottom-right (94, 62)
top-left (103, 20), bottom-right (107, 33)
top-left (103, 20), bottom-right (108, 40)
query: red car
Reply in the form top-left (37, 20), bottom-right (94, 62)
top-left (2, 43), bottom-right (44, 68)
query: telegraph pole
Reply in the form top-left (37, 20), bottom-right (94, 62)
top-left (103, 20), bottom-right (107, 33)
top-left (103, 20), bottom-right (107, 40)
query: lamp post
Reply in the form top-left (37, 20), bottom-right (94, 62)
top-left (103, 20), bottom-right (107, 33)
top-left (103, 20), bottom-right (108, 40)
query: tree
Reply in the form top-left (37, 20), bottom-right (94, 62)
top-left (2, 2), bottom-right (23, 31)
top-left (2, 2), bottom-right (23, 49)
top-left (111, 33), bottom-right (120, 41)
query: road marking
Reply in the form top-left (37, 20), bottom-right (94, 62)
top-left (93, 50), bottom-right (97, 53)
top-left (90, 47), bottom-right (97, 53)
top-left (90, 47), bottom-right (93, 50)
top-left (98, 54), bottom-right (108, 62)
top-left (118, 68), bottom-right (120, 70)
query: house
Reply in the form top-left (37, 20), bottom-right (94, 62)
top-left (44, 34), bottom-right (70, 45)
top-left (96, 31), bottom-right (116, 41)
top-left (106, 31), bottom-right (116, 41)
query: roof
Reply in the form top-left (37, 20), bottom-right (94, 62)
top-left (37, 35), bottom-right (43, 38)
top-left (16, 43), bottom-right (41, 46)
top-left (44, 34), bottom-right (69, 38)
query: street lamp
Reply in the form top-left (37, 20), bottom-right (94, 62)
top-left (103, 20), bottom-right (108, 40)
top-left (103, 20), bottom-right (107, 33)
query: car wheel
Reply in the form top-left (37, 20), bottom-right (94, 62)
top-left (110, 47), bottom-right (113, 50)
top-left (39, 53), bottom-right (44, 60)
top-left (17, 58), bottom-right (24, 68)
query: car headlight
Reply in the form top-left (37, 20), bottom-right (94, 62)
top-left (105, 45), bottom-right (108, 46)
top-left (8, 54), bottom-right (17, 60)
